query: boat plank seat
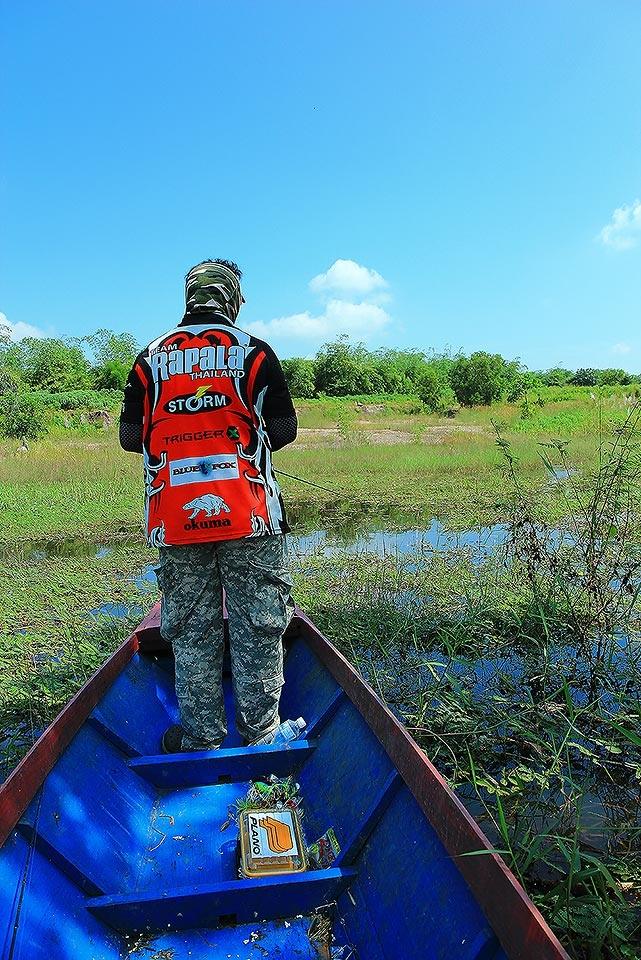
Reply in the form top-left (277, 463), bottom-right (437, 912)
top-left (128, 739), bottom-right (317, 787)
top-left (87, 867), bottom-right (357, 933)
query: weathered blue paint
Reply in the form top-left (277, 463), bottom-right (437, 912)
top-left (0, 609), bottom-right (570, 960)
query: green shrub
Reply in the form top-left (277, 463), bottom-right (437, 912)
top-left (23, 389), bottom-right (122, 410)
top-left (0, 395), bottom-right (48, 442)
top-left (92, 360), bottom-right (130, 391)
top-left (418, 367), bottom-right (450, 411)
top-left (450, 352), bottom-right (516, 406)
top-left (282, 358), bottom-right (316, 398)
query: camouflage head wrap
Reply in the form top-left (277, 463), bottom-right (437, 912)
top-left (185, 261), bottom-right (243, 322)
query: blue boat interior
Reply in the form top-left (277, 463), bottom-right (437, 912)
top-left (1, 626), bottom-right (509, 959)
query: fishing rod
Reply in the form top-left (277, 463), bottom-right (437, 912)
top-left (274, 469), bottom-right (341, 495)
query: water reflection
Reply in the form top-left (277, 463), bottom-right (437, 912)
top-left (292, 519), bottom-right (508, 563)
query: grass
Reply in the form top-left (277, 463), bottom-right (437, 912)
top-left (0, 542), bottom-right (154, 772)
top-left (293, 547), bottom-right (641, 960)
top-left (2, 535), bottom-right (639, 957)
top-left (0, 386), bottom-right (625, 541)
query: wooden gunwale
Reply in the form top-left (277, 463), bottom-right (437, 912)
top-left (294, 610), bottom-right (571, 960)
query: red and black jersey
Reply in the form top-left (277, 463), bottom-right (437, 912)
top-left (121, 313), bottom-right (295, 547)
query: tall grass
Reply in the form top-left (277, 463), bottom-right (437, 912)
top-left (0, 390), bottom-right (615, 541)
top-left (0, 543), bottom-right (153, 773)
top-left (294, 543), bottom-right (641, 959)
top-left (291, 409), bottom-right (641, 959)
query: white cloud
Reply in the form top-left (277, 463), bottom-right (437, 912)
top-left (611, 341), bottom-right (632, 355)
top-left (598, 200), bottom-right (641, 250)
top-left (309, 259), bottom-right (388, 298)
top-left (246, 259), bottom-right (393, 350)
top-left (247, 299), bottom-right (391, 342)
top-left (0, 312), bottom-right (45, 341)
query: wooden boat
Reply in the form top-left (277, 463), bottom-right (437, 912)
top-left (0, 603), bottom-right (570, 959)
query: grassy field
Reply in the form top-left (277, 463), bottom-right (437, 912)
top-left (1, 386), bottom-right (640, 959)
top-left (0, 386), bottom-right (633, 541)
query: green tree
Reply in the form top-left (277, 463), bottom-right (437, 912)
top-left (543, 367), bottom-right (573, 386)
top-left (93, 359), bottom-right (130, 390)
top-left (81, 329), bottom-right (139, 366)
top-left (571, 368), bottom-right (599, 387)
top-left (81, 329), bottom-right (139, 390)
top-left (598, 368), bottom-right (632, 386)
top-left (417, 366), bottom-right (448, 411)
top-left (370, 349), bottom-right (426, 394)
top-left (0, 366), bottom-right (23, 396)
top-left (314, 337), bottom-right (372, 396)
top-left (282, 358), bottom-right (316, 398)
top-left (5, 338), bottom-right (92, 391)
top-left (449, 351), bottom-right (511, 406)
top-left (506, 369), bottom-right (543, 402)
top-left (0, 395), bottom-right (47, 442)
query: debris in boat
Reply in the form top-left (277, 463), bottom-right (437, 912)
top-left (308, 906), bottom-right (357, 960)
top-left (227, 775), bottom-right (304, 825)
top-left (308, 827), bottom-right (341, 869)
top-left (242, 929), bottom-right (263, 944)
top-left (308, 910), bottom-right (333, 948)
top-left (125, 931), bottom-right (156, 955)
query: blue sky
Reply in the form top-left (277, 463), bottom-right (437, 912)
top-left (1, 1), bottom-right (640, 370)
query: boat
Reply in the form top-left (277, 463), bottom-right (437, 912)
top-left (0, 603), bottom-right (570, 959)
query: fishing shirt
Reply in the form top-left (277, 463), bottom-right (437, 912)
top-left (121, 312), bottom-right (295, 547)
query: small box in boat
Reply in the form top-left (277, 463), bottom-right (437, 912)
top-left (238, 808), bottom-right (307, 877)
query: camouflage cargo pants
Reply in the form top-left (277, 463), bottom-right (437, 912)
top-left (155, 534), bottom-right (294, 749)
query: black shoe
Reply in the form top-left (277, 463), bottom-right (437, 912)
top-left (161, 724), bottom-right (185, 753)
top-left (161, 724), bottom-right (221, 754)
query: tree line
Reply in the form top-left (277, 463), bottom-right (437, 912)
top-left (282, 337), bottom-right (639, 410)
top-left (0, 325), bottom-right (639, 439)
top-left (0, 325), bottom-right (138, 395)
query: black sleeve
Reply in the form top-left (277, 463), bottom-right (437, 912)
top-left (119, 421), bottom-right (143, 453)
top-left (120, 360), bottom-right (145, 425)
top-left (255, 343), bottom-right (297, 419)
top-left (264, 414), bottom-right (298, 451)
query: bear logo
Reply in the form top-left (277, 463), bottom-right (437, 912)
top-left (182, 494), bottom-right (231, 520)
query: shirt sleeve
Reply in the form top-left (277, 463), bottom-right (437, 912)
top-left (255, 343), bottom-right (297, 419)
top-left (264, 414), bottom-right (298, 451)
top-left (120, 360), bottom-right (145, 424)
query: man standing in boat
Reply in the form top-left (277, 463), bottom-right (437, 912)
top-left (119, 259), bottom-right (297, 752)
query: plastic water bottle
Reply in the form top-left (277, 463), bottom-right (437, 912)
top-left (257, 717), bottom-right (306, 746)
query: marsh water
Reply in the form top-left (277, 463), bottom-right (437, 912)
top-left (1, 515), bottom-right (509, 565)
top-left (3, 515), bottom-right (639, 863)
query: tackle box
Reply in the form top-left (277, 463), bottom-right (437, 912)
top-left (238, 808), bottom-right (307, 878)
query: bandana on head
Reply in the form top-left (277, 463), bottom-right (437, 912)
top-left (184, 261), bottom-right (243, 322)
